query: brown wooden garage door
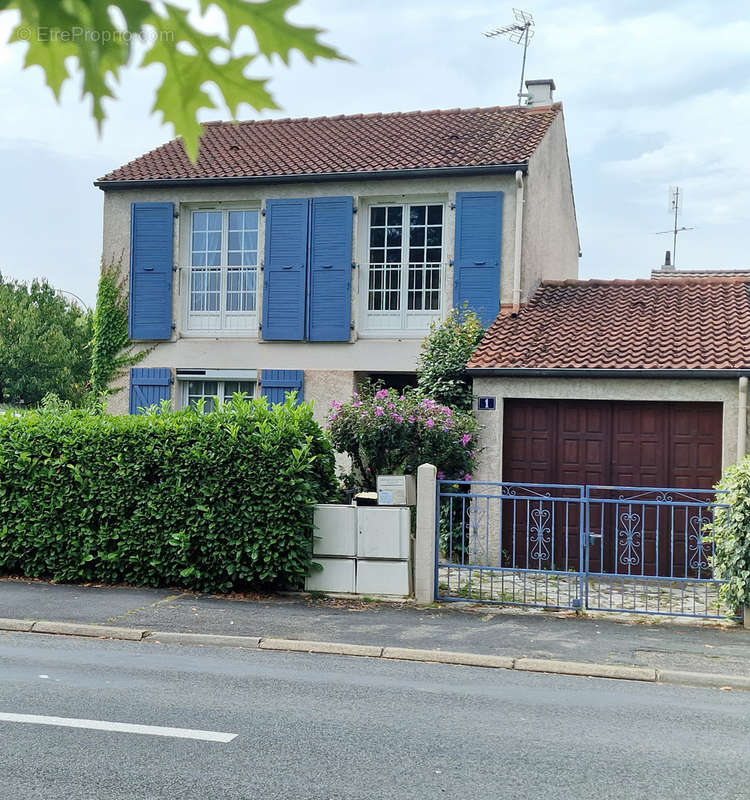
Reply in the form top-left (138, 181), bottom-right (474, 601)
top-left (501, 400), bottom-right (723, 577)
top-left (502, 400), bottom-right (723, 490)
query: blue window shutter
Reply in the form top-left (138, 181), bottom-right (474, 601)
top-left (307, 196), bottom-right (353, 341)
top-left (129, 202), bottom-right (174, 340)
top-left (260, 370), bottom-right (304, 406)
top-left (129, 368), bottom-right (171, 414)
top-left (262, 199), bottom-right (309, 340)
top-left (453, 191), bottom-right (503, 326)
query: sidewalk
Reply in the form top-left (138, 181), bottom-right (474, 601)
top-left (1, 577), bottom-right (749, 679)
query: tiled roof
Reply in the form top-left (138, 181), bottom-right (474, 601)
top-left (651, 268), bottom-right (750, 278)
top-left (467, 278), bottom-right (750, 371)
top-left (97, 104), bottom-right (562, 184)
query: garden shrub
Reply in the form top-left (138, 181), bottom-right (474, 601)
top-left (327, 383), bottom-right (477, 492)
top-left (707, 458), bottom-right (750, 612)
top-left (0, 395), bottom-right (337, 592)
top-left (416, 307), bottom-right (484, 411)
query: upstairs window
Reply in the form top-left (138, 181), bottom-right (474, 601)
top-left (364, 203), bottom-right (444, 333)
top-left (185, 209), bottom-right (259, 333)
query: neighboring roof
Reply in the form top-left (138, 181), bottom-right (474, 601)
top-left (468, 277), bottom-right (750, 372)
top-left (651, 268), bottom-right (750, 278)
top-left (96, 104), bottom-right (562, 185)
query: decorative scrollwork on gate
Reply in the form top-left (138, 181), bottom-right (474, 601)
top-left (617, 511), bottom-right (642, 566)
top-left (529, 506), bottom-right (551, 561)
top-left (688, 515), bottom-right (711, 570)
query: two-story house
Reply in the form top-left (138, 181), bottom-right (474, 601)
top-left (95, 79), bottom-right (579, 423)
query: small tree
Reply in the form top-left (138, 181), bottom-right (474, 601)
top-left (327, 383), bottom-right (477, 492)
top-left (708, 458), bottom-right (750, 613)
top-left (0, 273), bottom-right (92, 406)
top-left (416, 308), bottom-right (484, 411)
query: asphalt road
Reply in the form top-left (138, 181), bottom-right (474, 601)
top-left (1, 632), bottom-right (749, 800)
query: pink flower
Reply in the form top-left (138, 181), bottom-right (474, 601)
top-left (408, 415), bottom-right (415, 423)
top-left (374, 406), bottom-right (384, 416)
top-left (374, 389), bottom-right (388, 400)
top-left (437, 471), bottom-right (445, 480)
top-left (331, 400), bottom-right (342, 409)
top-left (353, 401), bottom-right (362, 408)
top-left (352, 391), bottom-right (359, 398)
top-left (443, 407), bottom-right (452, 416)
top-left (463, 473), bottom-right (472, 481)
top-left (329, 411), bottom-right (339, 421)
top-left (399, 395), bottom-right (405, 401)
top-left (425, 418), bottom-right (434, 429)
top-left (392, 413), bottom-right (404, 422)
top-left (387, 402), bottom-right (395, 410)
top-left (461, 434), bottom-right (472, 446)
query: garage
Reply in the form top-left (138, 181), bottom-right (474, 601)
top-left (502, 399), bottom-right (723, 490)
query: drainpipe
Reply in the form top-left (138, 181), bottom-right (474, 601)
top-left (738, 376), bottom-right (748, 461)
top-left (512, 170), bottom-right (524, 315)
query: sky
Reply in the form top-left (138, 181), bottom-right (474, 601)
top-left (1, 0), bottom-right (749, 307)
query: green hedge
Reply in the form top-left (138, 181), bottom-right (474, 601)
top-left (0, 396), bottom-right (337, 592)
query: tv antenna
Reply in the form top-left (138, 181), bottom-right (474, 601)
top-left (653, 186), bottom-right (694, 269)
top-left (484, 9), bottom-right (535, 106)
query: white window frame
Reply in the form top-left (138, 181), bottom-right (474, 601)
top-left (177, 369), bottom-right (258, 412)
top-left (180, 205), bottom-right (261, 337)
top-left (358, 197), bottom-right (448, 337)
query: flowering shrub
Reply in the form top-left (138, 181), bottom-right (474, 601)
top-left (327, 383), bottom-right (477, 491)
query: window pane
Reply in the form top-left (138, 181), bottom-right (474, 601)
top-left (387, 206), bottom-right (402, 225)
top-left (386, 226), bottom-right (402, 247)
top-left (370, 206), bottom-right (385, 226)
top-left (409, 227), bottom-right (425, 247)
top-left (426, 226), bottom-right (442, 246)
top-left (426, 248), bottom-right (442, 263)
top-left (409, 205), bottom-right (426, 226)
top-left (190, 268), bottom-right (220, 311)
top-left (427, 205), bottom-right (443, 224)
top-left (223, 380), bottom-right (254, 403)
top-left (187, 380), bottom-right (217, 413)
top-left (370, 228), bottom-right (385, 247)
top-left (226, 267), bottom-right (257, 312)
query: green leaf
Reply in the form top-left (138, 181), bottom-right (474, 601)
top-left (200, 0), bottom-right (346, 65)
top-left (141, 4), bottom-right (277, 160)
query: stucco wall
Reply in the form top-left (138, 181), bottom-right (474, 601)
top-left (521, 112), bottom-right (580, 299)
top-left (472, 375), bottom-right (746, 483)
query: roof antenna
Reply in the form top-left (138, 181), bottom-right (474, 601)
top-left (653, 186), bottom-right (694, 269)
top-left (484, 9), bottom-right (535, 106)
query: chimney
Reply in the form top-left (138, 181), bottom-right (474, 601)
top-left (662, 250), bottom-right (674, 271)
top-left (525, 79), bottom-right (556, 107)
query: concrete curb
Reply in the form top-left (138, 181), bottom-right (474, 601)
top-left (2, 618), bottom-right (749, 691)
top-left (515, 657), bottom-right (656, 682)
top-left (147, 631), bottom-right (261, 648)
top-left (259, 638), bottom-right (383, 658)
top-left (31, 621), bottom-right (148, 641)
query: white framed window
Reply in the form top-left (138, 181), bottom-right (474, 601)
top-left (177, 370), bottom-right (257, 412)
top-left (362, 202), bottom-right (445, 333)
top-left (184, 208), bottom-right (259, 334)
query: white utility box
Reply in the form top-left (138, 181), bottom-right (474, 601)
top-left (376, 475), bottom-right (416, 506)
top-left (312, 504), bottom-right (357, 557)
top-left (356, 559), bottom-right (411, 596)
top-left (305, 557), bottom-right (356, 594)
top-left (357, 506), bottom-right (411, 560)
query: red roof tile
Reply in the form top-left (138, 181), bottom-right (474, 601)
top-left (467, 278), bottom-right (750, 371)
top-left (97, 104), bottom-right (562, 184)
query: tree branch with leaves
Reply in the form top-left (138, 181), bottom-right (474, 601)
top-left (3, 0), bottom-right (347, 160)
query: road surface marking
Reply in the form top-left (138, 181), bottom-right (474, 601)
top-left (0, 712), bottom-right (237, 742)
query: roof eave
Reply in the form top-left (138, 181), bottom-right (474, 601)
top-left (93, 162), bottom-right (529, 190)
top-left (466, 367), bottom-right (750, 379)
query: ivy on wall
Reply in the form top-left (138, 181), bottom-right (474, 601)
top-left (90, 261), bottom-right (147, 396)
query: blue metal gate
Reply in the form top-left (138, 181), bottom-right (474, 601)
top-left (435, 480), bottom-right (732, 619)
